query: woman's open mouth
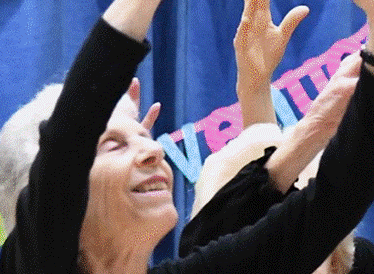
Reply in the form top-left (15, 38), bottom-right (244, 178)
top-left (133, 180), bottom-right (168, 193)
top-left (130, 175), bottom-right (172, 203)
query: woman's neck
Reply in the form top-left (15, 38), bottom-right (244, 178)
top-left (79, 236), bottom-right (153, 274)
top-left (79, 220), bottom-right (155, 274)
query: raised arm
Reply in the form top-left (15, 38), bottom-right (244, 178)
top-left (190, 0), bottom-right (308, 218)
top-left (183, 53), bottom-right (361, 258)
top-left (265, 51), bottom-right (361, 193)
top-left (174, 4), bottom-right (374, 271)
top-left (163, 49), bottom-right (374, 274)
top-left (0, 0), bottom-right (163, 273)
top-left (234, 0), bottom-right (308, 128)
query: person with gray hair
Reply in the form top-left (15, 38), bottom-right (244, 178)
top-left (0, 80), bottom-right (147, 236)
top-left (2, 0), bottom-right (374, 272)
top-left (0, 84), bottom-right (63, 235)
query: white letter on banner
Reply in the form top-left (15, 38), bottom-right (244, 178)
top-left (157, 123), bottom-right (202, 184)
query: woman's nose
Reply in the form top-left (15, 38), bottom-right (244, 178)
top-left (136, 139), bottom-right (165, 167)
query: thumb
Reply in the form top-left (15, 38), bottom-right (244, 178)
top-left (280, 6), bottom-right (309, 43)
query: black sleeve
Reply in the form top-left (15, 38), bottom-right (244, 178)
top-left (151, 64), bottom-right (374, 273)
top-left (0, 19), bottom-right (149, 274)
top-left (350, 237), bottom-right (374, 273)
top-left (179, 146), bottom-right (298, 258)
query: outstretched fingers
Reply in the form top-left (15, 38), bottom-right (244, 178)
top-left (236, 0), bottom-right (259, 38)
top-left (242, 0), bottom-right (258, 21)
top-left (141, 102), bottom-right (161, 130)
top-left (279, 6), bottom-right (309, 43)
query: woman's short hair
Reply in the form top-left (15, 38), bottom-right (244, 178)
top-left (0, 84), bottom-right (137, 235)
top-left (0, 84), bottom-right (63, 235)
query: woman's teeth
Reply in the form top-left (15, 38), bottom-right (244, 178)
top-left (134, 182), bottom-right (168, 193)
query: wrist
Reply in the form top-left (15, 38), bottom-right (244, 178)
top-left (236, 76), bottom-right (271, 95)
top-left (102, 0), bottom-right (161, 42)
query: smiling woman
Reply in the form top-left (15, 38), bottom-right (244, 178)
top-left (80, 113), bottom-right (178, 271)
top-left (2, 0), bottom-right (374, 273)
top-left (0, 82), bottom-right (141, 239)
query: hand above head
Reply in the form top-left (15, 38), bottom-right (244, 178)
top-left (234, 0), bottom-right (309, 92)
top-left (234, 0), bottom-right (309, 128)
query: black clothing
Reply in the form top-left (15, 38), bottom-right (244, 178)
top-left (179, 148), bottom-right (374, 273)
top-left (153, 62), bottom-right (374, 273)
top-left (151, 62), bottom-right (374, 272)
top-left (0, 19), bottom-right (150, 274)
top-left (1, 17), bottom-right (374, 274)
top-left (178, 146), bottom-right (298, 257)
top-left (351, 237), bottom-right (374, 273)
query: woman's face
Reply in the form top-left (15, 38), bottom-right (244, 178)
top-left (84, 104), bottom-right (178, 248)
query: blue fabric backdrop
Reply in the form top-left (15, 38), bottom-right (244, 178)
top-left (0, 0), bottom-right (373, 266)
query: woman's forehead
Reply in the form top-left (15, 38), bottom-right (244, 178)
top-left (106, 112), bottom-right (151, 139)
top-left (107, 114), bottom-right (144, 132)
top-left (113, 93), bottom-right (139, 120)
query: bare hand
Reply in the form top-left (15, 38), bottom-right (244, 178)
top-left (234, 0), bottom-right (309, 91)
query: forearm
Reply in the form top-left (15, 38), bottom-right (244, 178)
top-left (317, 5), bottom-right (374, 199)
top-left (102, 0), bottom-right (162, 42)
top-left (265, 119), bottom-right (326, 194)
top-left (316, 63), bottom-right (374, 207)
top-left (191, 124), bottom-right (284, 218)
top-left (287, 63), bottom-right (374, 272)
top-left (265, 50), bottom-right (361, 194)
top-left (237, 78), bottom-right (277, 129)
top-left (13, 20), bottom-right (150, 273)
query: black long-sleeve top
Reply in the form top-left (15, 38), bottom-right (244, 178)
top-left (0, 19), bottom-right (150, 273)
top-left (1, 18), bottom-right (374, 274)
top-left (178, 147), bottom-right (374, 272)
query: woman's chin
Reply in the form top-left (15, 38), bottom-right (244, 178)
top-left (149, 203), bottom-right (178, 227)
top-left (148, 204), bottom-right (178, 231)
top-left (134, 206), bottom-right (178, 245)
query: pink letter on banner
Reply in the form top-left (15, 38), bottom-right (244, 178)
top-left (196, 103), bottom-right (243, 153)
top-left (309, 67), bottom-right (330, 94)
top-left (273, 23), bottom-right (368, 114)
top-left (167, 23), bottom-right (369, 156)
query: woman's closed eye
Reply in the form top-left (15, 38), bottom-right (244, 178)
top-left (99, 139), bottom-right (127, 152)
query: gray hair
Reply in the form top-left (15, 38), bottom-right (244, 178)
top-left (0, 84), bottom-right (137, 235)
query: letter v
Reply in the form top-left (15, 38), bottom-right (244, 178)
top-left (157, 123), bottom-right (202, 184)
